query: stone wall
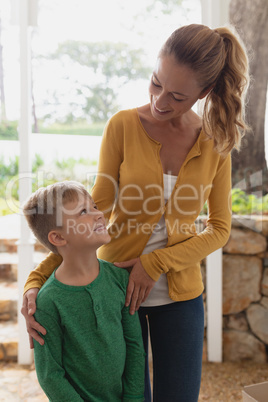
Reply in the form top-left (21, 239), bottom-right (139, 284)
top-left (202, 216), bottom-right (268, 362)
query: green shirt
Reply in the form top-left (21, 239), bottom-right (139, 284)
top-left (34, 260), bottom-right (145, 402)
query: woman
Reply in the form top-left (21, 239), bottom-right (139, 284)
top-left (22, 24), bottom-right (249, 401)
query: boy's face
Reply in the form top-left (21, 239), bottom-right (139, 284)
top-left (59, 195), bottom-right (111, 250)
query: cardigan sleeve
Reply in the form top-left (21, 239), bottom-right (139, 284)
top-left (91, 116), bottom-right (123, 222)
top-left (140, 154), bottom-right (232, 281)
top-left (23, 252), bottom-right (62, 294)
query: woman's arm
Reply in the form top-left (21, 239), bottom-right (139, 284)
top-left (21, 252), bottom-right (62, 347)
top-left (140, 153), bottom-right (232, 281)
top-left (91, 116), bottom-right (122, 219)
top-left (24, 252), bottom-right (62, 293)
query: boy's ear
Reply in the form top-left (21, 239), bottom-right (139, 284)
top-left (48, 230), bottom-right (66, 248)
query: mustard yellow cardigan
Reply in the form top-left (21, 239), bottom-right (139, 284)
top-left (24, 108), bottom-right (232, 301)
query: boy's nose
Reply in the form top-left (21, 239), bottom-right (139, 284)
top-left (95, 210), bottom-right (104, 220)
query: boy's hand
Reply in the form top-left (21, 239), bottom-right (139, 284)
top-left (21, 288), bottom-right (47, 348)
top-left (114, 258), bottom-right (155, 315)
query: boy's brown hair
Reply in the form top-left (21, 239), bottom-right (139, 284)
top-left (23, 181), bottom-right (90, 254)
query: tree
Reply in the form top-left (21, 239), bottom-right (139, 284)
top-left (229, 0), bottom-right (268, 194)
top-left (44, 41), bottom-right (151, 123)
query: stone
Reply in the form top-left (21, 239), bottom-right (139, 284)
top-left (247, 303), bottom-right (268, 344)
top-left (223, 228), bottom-right (267, 255)
top-left (222, 255), bottom-right (262, 314)
top-left (224, 313), bottom-right (249, 332)
top-left (261, 268), bottom-right (268, 296)
top-left (0, 322), bottom-right (18, 361)
top-left (223, 330), bottom-right (266, 362)
top-left (0, 264), bottom-right (12, 281)
top-left (255, 217), bottom-right (268, 237)
top-left (231, 215), bottom-right (258, 232)
top-left (0, 282), bottom-right (18, 321)
top-left (0, 346), bottom-right (4, 360)
top-left (3, 341), bottom-right (17, 361)
top-left (260, 296), bottom-right (268, 309)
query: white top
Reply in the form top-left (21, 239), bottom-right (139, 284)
top-left (141, 173), bottom-right (177, 307)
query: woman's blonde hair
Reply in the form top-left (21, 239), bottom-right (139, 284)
top-left (160, 24), bottom-right (250, 155)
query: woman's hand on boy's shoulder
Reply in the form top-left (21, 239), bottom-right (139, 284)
top-left (114, 258), bottom-right (155, 315)
top-left (21, 288), bottom-right (47, 348)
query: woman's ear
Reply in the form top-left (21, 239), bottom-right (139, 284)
top-left (199, 84), bottom-right (214, 100)
top-left (48, 230), bottom-right (66, 248)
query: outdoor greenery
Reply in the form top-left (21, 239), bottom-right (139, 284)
top-left (231, 188), bottom-right (268, 215)
top-left (0, 121), bottom-right (18, 140)
top-left (0, 155), bottom-right (97, 216)
top-left (38, 121), bottom-right (105, 136)
top-left (0, 156), bottom-right (267, 217)
top-left (0, 121), bottom-right (105, 140)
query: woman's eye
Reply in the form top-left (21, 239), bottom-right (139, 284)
top-left (151, 78), bottom-right (161, 87)
top-left (172, 96), bottom-right (183, 102)
top-left (81, 209), bottom-right (87, 215)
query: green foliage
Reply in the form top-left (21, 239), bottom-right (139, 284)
top-left (37, 121), bottom-right (105, 136)
top-left (0, 155), bottom-right (19, 177)
top-left (231, 188), bottom-right (267, 215)
top-left (0, 155), bottom-right (97, 216)
top-left (0, 121), bottom-right (18, 140)
top-left (0, 121), bottom-right (105, 138)
top-left (43, 40), bottom-right (151, 123)
top-left (0, 198), bottom-right (19, 216)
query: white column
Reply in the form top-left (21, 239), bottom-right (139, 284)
top-left (201, 0), bottom-right (230, 28)
top-left (201, 0), bottom-right (230, 363)
top-left (17, 0), bottom-right (38, 365)
top-left (206, 249), bottom-right (223, 362)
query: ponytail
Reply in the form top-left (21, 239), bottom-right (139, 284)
top-left (202, 27), bottom-right (250, 155)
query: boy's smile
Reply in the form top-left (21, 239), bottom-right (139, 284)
top-left (59, 195), bottom-right (111, 249)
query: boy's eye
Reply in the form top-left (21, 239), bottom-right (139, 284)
top-left (93, 204), bottom-right (98, 210)
top-left (81, 209), bottom-right (87, 215)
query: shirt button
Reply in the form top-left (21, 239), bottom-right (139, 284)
top-left (95, 305), bottom-right (100, 311)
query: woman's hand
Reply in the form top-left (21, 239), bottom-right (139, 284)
top-left (114, 258), bottom-right (156, 315)
top-left (21, 288), bottom-right (47, 348)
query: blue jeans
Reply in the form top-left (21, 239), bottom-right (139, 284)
top-left (138, 295), bottom-right (204, 402)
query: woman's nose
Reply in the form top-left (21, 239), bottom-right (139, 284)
top-left (154, 91), bottom-right (168, 108)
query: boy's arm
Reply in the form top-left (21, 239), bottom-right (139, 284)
top-left (34, 309), bottom-right (83, 401)
top-left (121, 306), bottom-right (145, 402)
top-left (24, 252), bottom-right (62, 294)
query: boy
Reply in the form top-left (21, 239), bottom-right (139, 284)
top-left (23, 181), bottom-right (145, 402)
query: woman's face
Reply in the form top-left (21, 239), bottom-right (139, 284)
top-left (149, 54), bottom-right (208, 121)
